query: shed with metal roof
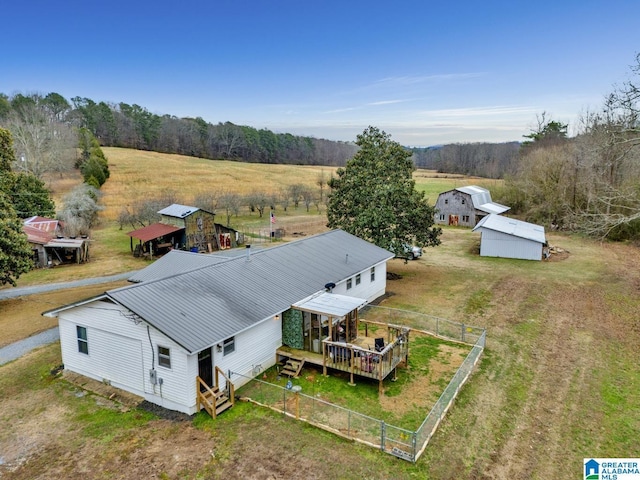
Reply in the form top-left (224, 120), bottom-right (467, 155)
top-left (472, 214), bottom-right (547, 261)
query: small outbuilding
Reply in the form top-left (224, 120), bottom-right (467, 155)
top-left (127, 203), bottom-right (241, 257)
top-left (472, 214), bottom-right (547, 261)
top-left (434, 186), bottom-right (510, 227)
top-left (23, 216), bottom-right (90, 267)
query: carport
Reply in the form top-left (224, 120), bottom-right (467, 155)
top-left (127, 223), bottom-right (185, 257)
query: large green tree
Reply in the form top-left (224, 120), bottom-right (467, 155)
top-left (10, 172), bottom-right (56, 218)
top-left (0, 191), bottom-right (32, 285)
top-left (327, 126), bottom-right (441, 255)
top-left (0, 128), bottom-right (32, 285)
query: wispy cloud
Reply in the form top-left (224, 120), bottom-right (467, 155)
top-left (366, 99), bottom-right (408, 106)
top-left (373, 72), bottom-right (486, 87)
top-left (421, 105), bottom-right (538, 118)
top-left (322, 106), bottom-right (359, 114)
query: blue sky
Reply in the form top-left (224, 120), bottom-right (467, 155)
top-left (3, 1), bottom-right (639, 146)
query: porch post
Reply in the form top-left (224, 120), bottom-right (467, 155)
top-left (349, 347), bottom-right (355, 386)
top-left (322, 341), bottom-right (327, 376)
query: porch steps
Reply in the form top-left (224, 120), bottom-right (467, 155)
top-left (281, 357), bottom-right (305, 377)
top-left (199, 385), bottom-right (233, 417)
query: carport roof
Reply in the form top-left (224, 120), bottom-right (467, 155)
top-left (127, 223), bottom-right (184, 242)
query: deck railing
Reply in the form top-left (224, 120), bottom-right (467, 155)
top-left (322, 331), bottom-right (409, 388)
top-left (233, 307), bottom-right (486, 463)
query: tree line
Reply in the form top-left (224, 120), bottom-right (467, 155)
top-left (410, 142), bottom-right (521, 179)
top-left (0, 93), bottom-right (358, 167)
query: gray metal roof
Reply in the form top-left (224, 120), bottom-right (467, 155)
top-left (472, 214), bottom-right (546, 244)
top-left (128, 250), bottom-right (232, 283)
top-left (107, 230), bottom-right (394, 353)
top-left (157, 203), bottom-right (200, 218)
top-left (455, 185), bottom-right (510, 214)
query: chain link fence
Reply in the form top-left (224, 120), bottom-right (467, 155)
top-left (232, 307), bottom-right (485, 462)
top-left (235, 218), bottom-right (328, 245)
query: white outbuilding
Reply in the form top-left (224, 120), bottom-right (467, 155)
top-left (472, 214), bottom-right (547, 261)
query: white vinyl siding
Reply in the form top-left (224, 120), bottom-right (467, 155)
top-left (214, 315), bottom-right (281, 391)
top-left (331, 261), bottom-right (388, 302)
top-left (58, 300), bottom-right (195, 414)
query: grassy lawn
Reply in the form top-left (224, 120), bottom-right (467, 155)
top-left (2, 149), bottom-right (639, 478)
top-left (238, 332), bottom-right (472, 430)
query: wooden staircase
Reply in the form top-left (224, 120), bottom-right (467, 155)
top-left (281, 357), bottom-right (305, 377)
top-left (197, 367), bottom-right (234, 418)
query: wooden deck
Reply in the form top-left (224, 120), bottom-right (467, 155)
top-left (277, 328), bottom-right (409, 391)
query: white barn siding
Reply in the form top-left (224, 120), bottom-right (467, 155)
top-left (214, 315), bottom-right (282, 390)
top-left (478, 230), bottom-right (543, 261)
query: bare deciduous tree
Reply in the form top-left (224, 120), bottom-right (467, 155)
top-left (5, 101), bottom-right (77, 179)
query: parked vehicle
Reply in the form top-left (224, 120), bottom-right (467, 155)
top-left (393, 243), bottom-right (422, 260)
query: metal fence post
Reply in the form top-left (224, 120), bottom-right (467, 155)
top-left (412, 431), bottom-right (417, 463)
top-left (461, 323), bottom-right (465, 342)
top-left (381, 421), bottom-right (386, 452)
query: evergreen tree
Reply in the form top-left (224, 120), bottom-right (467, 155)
top-left (0, 190), bottom-right (32, 286)
top-left (11, 172), bottom-right (56, 218)
top-left (77, 128), bottom-right (109, 186)
top-left (327, 126), bottom-right (441, 255)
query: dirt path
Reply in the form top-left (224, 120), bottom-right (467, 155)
top-left (487, 284), bottom-right (598, 479)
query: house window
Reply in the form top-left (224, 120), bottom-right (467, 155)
top-left (370, 267), bottom-right (375, 282)
top-left (223, 337), bottom-right (235, 356)
top-left (439, 214), bottom-right (445, 221)
top-left (158, 346), bottom-right (171, 368)
top-left (444, 199), bottom-right (449, 204)
top-left (346, 278), bottom-right (352, 290)
top-left (76, 326), bottom-right (88, 355)
top-left (462, 215), bottom-right (470, 222)
top-left (355, 274), bottom-right (361, 286)
top-left (461, 199), bottom-right (465, 204)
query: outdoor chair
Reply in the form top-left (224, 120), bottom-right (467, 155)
top-left (374, 337), bottom-right (385, 352)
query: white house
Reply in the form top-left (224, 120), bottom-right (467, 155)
top-left (44, 230), bottom-right (394, 415)
top-left (472, 214), bottom-right (547, 261)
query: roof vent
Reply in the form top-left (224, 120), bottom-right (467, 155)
top-left (245, 244), bottom-right (251, 261)
top-left (324, 282), bottom-right (336, 292)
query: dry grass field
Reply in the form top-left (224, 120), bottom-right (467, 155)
top-left (2, 149), bottom-right (639, 479)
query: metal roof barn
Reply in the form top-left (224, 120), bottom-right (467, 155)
top-left (472, 214), bottom-right (546, 261)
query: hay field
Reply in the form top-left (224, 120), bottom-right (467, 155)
top-left (99, 148), bottom-right (339, 220)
